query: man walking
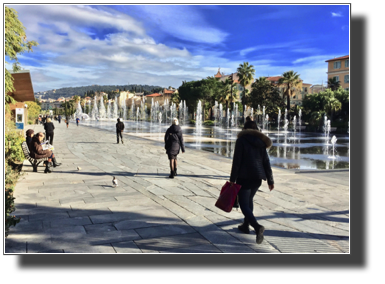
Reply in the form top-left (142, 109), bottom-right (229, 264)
top-left (58, 114), bottom-right (61, 124)
top-left (116, 118), bottom-right (125, 144)
top-left (76, 117), bottom-right (80, 126)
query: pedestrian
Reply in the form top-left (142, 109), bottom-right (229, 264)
top-left (58, 114), bottom-right (61, 124)
top-left (44, 117), bottom-right (55, 145)
top-left (29, 132), bottom-right (61, 173)
top-left (116, 118), bottom-right (125, 144)
top-left (65, 116), bottom-right (69, 128)
top-left (229, 119), bottom-right (274, 244)
top-left (25, 129), bottom-right (35, 146)
top-left (164, 118), bottom-right (185, 178)
top-left (76, 117), bottom-right (80, 126)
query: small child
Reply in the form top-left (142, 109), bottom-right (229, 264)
top-left (112, 176), bottom-right (118, 187)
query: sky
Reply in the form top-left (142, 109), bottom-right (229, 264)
top-left (6, 4), bottom-right (350, 93)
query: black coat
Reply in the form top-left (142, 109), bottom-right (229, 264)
top-left (116, 121), bottom-right (125, 131)
top-left (230, 129), bottom-right (274, 185)
top-left (164, 124), bottom-right (185, 155)
top-left (44, 122), bottom-right (55, 133)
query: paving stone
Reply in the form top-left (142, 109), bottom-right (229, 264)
top-left (6, 123), bottom-right (349, 254)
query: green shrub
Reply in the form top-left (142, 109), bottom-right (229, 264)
top-left (190, 119), bottom-right (196, 124)
top-left (203, 120), bottom-right (215, 126)
top-left (5, 163), bottom-right (21, 237)
top-left (5, 132), bottom-right (25, 163)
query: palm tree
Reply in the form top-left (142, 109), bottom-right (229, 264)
top-left (278, 70), bottom-right (302, 112)
top-left (237, 62), bottom-right (255, 106)
top-left (324, 95), bottom-right (342, 123)
top-left (327, 77), bottom-right (341, 91)
top-left (218, 78), bottom-right (237, 120)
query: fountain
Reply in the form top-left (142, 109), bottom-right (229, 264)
top-left (196, 100), bottom-right (203, 138)
top-left (329, 135), bottom-right (338, 159)
top-left (292, 115), bottom-right (297, 140)
top-left (298, 109), bottom-right (302, 131)
top-left (91, 96), bottom-right (98, 120)
top-left (75, 101), bottom-right (83, 119)
top-left (99, 97), bottom-right (106, 119)
top-left (122, 98), bottom-right (127, 121)
top-left (113, 98), bottom-right (118, 119)
top-left (77, 98), bottom-right (349, 171)
top-left (323, 116), bottom-right (331, 144)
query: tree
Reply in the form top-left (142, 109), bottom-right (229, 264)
top-left (5, 6), bottom-right (38, 105)
top-left (278, 70), bottom-right (302, 112)
top-left (248, 77), bottom-right (285, 121)
top-left (327, 77), bottom-right (341, 91)
top-left (324, 93), bottom-right (342, 123)
top-left (334, 87), bottom-right (349, 119)
top-left (237, 62), bottom-right (255, 106)
top-left (25, 101), bottom-right (41, 123)
top-left (217, 77), bottom-right (237, 119)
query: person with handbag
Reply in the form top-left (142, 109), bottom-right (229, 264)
top-left (164, 118), bottom-right (185, 178)
top-left (229, 120), bottom-right (274, 244)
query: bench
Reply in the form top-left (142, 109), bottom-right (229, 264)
top-left (21, 141), bottom-right (48, 172)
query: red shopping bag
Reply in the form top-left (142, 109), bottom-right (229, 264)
top-left (215, 181), bottom-right (242, 212)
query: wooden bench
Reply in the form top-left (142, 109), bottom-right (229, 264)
top-left (21, 141), bottom-right (48, 172)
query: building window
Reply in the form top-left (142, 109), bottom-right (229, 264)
top-left (333, 61), bottom-right (341, 69)
top-left (345, 88), bottom-right (349, 91)
top-left (344, 75), bottom-right (349, 83)
top-left (345, 59), bottom-right (349, 68)
top-left (333, 76), bottom-right (339, 82)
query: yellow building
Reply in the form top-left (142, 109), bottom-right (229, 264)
top-left (214, 69), bottom-right (252, 101)
top-left (325, 55), bottom-right (349, 90)
top-left (266, 76), bottom-right (311, 106)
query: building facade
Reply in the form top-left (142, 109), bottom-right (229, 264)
top-left (214, 69), bottom-right (251, 101)
top-left (266, 76), bottom-right (311, 106)
top-left (325, 55), bottom-right (349, 91)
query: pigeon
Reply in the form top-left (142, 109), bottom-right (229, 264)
top-left (112, 176), bottom-right (118, 187)
top-left (77, 166), bottom-right (81, 171)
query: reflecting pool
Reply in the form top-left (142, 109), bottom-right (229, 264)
top-left (76, 119), bottom-right (349, 170)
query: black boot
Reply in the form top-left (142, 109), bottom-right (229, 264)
top-left (52, 157), bottom-right (61, 167)
top-left (44, 162), bottom-right (52, 173)
top-left (238, 223), bottom-right (250, 234)
top-left (255, 225), bottom-right (265, 244)
top-left (169, 170), bottom-right (175, 179)
top-left (174, 168), bottom-right (177, 176)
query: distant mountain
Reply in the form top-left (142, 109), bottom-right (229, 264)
top-left (35, 84), bottom-right (166, 100)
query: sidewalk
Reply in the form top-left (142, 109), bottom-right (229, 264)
top-left (5, 122), bottom-right (349, 253)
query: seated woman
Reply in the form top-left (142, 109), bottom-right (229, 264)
top-left (25, 129), bottom-right (35, 147)
top-left (29, 132), bottom-right (61, 173)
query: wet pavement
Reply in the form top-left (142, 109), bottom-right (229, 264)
top-left (5, 122), bottom-right (349, 253)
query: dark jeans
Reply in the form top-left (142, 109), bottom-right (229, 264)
top-left (116, 131), bottom-right (123, 143)
top-left (237, 180), bottom-right (262, 229)
top-left (46, 132), bottom-right (54, 145)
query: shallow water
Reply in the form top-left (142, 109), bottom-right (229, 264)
top-left (76, 119), bottom-right (349, 170)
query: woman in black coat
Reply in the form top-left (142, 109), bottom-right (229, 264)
top-left (230, 120), bottom-right (274, 244)
top-left (44, 117), bottom-right (55, 145)
top-left (164, 118), bottom-right (185, 178)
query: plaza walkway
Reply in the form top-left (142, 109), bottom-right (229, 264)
top-left (5, 122), bottom-right (349, 253)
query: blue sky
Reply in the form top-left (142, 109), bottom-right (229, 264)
top-left (6, 4), bottom-right (349, 92)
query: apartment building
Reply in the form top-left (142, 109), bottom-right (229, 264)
top-left (266, 76), bottom-right (312, 106)
top-left (214, 69), bottom-right (251, 101)
top-left (325, 55), bottom-right (349, 90)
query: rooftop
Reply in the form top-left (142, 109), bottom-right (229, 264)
top-left (325, 55), bottom-right (349, 62)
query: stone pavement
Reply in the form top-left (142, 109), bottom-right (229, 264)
top-left (5, 122), bottom-right (349, 253)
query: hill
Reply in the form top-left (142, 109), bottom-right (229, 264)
top-left (35, 84), bottom-right (166, 100)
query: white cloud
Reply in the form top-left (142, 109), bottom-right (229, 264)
top-left (134, 5), bottom-right (228, 44)
top-left (331, 12), bottom-right (342, 17)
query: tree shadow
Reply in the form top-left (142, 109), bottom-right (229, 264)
top-left (7, 196), bottom-right (350, 265)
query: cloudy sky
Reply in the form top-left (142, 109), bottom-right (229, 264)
top-left (6, 4), bottom-right (349, 92)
